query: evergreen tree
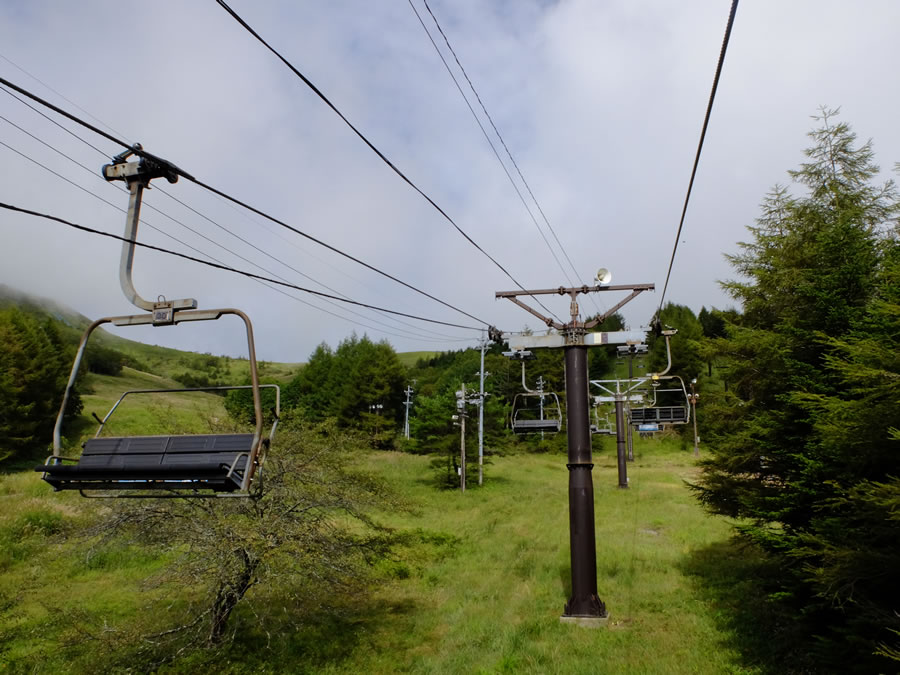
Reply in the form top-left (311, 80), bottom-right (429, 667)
top-left (282, 335), bottom-right (406, 443)
top-left (788, 243), bottom-right (900, 663)
top-left (0, 308), bottom-right (80, 460)
top-left (698, 307), bottom-right (731, 377)
top-left (694, 109), bottom-right (899, 668)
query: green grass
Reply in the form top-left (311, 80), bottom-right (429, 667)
top-left (0, 436), bottom-right (781, 673)
top-left (96, 331), bottom-right (303, 384)
top-left (397, 351), bottom-right (440, 368)
top-left (303, 440), bottom-right (752, 674)
top-left (75, 367), bottom-right (232, 440)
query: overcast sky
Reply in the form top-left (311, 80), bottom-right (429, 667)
top-left (1, 1), bottom-right (898, 362)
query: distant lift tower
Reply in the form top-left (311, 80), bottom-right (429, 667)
top-left (497, 275), bottom-right (653, 623)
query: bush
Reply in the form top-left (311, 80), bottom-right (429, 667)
top-left (84, 417), bottom-right (402, 664)
top-left (85, 344), bottom-right (126, 376)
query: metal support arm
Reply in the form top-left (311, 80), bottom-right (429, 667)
top-left (104, 157), bottom-right (197, 317)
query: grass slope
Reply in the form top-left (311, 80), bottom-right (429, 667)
top-left (397, 351), bottom-right (441, 368)
top-left (326, 442), bottom-right (747, 674)
top-left (1, 437), bottom-right (776, 673)
top-left (74, 367), bottom-right (233, 439)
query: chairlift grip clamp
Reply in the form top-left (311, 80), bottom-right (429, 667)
top-left (101, 143), bottom-right (189, 185)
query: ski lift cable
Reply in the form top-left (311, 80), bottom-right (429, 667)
top-left (212, 0), bottom-right (565, 326)
top-left (0, 200), bottom-right (486, 331)
top-left (0, 136), bottom-right (432, 343)
top-left (0, 121), bottom-right (470, 342)
top-left (0, 84), bottom-right (109, 157)
top-left (407, 0), bottom-right (576, 290)
top-left (0, 74), bottom-right (494, 329)
top-left (1, 90), bottom-right (467, 341)
top-left (189, 187), bottom-right (467, 339)
top-left (0, 138), bottom-right (454, 343)
top-left (0, 52), bottom-right (133, 144)
top-left (658, 0), bottom-right (739, 313)
top-left (147, 186), bottom-right (470, 341)
top-left (414, 0), bottom-right (603, 317)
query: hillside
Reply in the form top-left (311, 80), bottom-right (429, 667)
top-left (0, 283), bottom-right (93, 330)
top-left (0, 284), bottom-right (425, 381)
top-left (4, 273), bottom-right (892, 671)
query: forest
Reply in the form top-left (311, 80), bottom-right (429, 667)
top-left (0, 112), bottom-right (897, 672)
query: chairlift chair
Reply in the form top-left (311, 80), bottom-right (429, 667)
top-left (590, 404), bottom-right (614, 435)
top-left (35, 147), bottom-right (276, 497)
top-left (504, 350), bottom-right (562, 435)
top-left (628, 375), bottom-right (690, 428)
top-left (510, 392), bottom-right (562, 434)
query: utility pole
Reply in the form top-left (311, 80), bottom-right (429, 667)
top-left (688, 378), bottom-right (700, 456)
top-left (497, 278), bottom-right (653, 623)
top-left (477, 335), bottom-right (488, 486)
top-left (368, 402), bottom-right (383, 442)
top-left (626, 349), bottom-right (635, 462)
top-left (626, 407), bottom-right (634, 462)
top-left (403, 384), bottom-right (414, 440)
top-left (456, 385), bottom-right (467, 492)
top-left (537, 375), bottom-right (546, 440)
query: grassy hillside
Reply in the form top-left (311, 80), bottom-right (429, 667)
top-left (4, 285), bottom-right (792, 671)
top-left (0, 436), bottom-right (790, 673)
top-left (397, 350), bottom-right (441, 368)
top-left (77, 367), bottom-right (233, 438)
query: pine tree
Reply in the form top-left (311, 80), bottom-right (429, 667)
top-left (0, 308), bottom-right (80, 461)
top-left (281, 334), bottom-right (406, 443)
top-left (693, 109), bottom-right (900, 668)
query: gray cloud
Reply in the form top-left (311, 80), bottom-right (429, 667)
top-left (2, 0), bottom-right (898, 361)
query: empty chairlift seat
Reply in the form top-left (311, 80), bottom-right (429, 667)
top-left (35, 154), bottom-right (276, 497)
top-left (510, 392), bottom-right (563, 435)
top-left (512, 417), bottom-right (562, 434)
top-left (39, 433), bottom-right (260, 492)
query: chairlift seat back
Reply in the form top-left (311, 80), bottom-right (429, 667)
top-left (630, 406), bottom-right (688, 424)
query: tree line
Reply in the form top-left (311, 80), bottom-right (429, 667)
top-left (692, 109), bottom-right (899, 669)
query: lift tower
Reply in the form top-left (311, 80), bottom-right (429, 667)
top-left (496, 280), bottom-right (653, 621)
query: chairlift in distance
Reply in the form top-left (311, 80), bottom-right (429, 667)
top-left (35, 146), bottom-right (277, 497)
top-left (511, 390), bottom-right (563, 435)
top-left (590, 403), bottom-right (615, 435)
top-left (629, 374), bottom-right (691, 428)
top-left (591, 331), bottom-right (690, 431)
top-left (503, 349), bottom-right (563, 435)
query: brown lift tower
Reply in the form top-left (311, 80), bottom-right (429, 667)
top-left (496, 280), bottom-right (653, 623)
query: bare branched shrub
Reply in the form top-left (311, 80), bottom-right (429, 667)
top-left (82, 416), bottom-right (402, 667)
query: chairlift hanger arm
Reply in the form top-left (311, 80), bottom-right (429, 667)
top-left (520, 361), bottom-right (537, 393)
top-left (102, 151), bottom-right (198, 316)
top-left (649, 331), bottom-right (677, 377)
